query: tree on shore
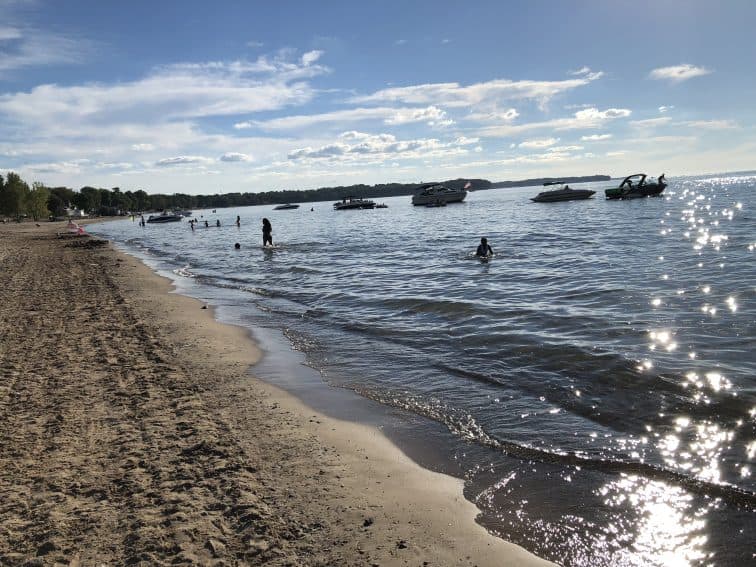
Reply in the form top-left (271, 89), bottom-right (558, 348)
top-left (0, 172), bottom-right (29, 219)
top-left (27, 182), bottom-right (51, 221)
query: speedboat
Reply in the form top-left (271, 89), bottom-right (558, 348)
top-left (605, 173), bottom-right (666, 199)
top-left (376, 203), bottom-right (388, 208)
top-left (531, 182), bottom-right (595, 203)
top-left (146, 211), bottom-right (183, 223)
top-left (274, 203), bottom-right (300, 210)
top-left (411, 183), bottom-right (467, 206)
top-left (333, 197), bottom-right (376, 210)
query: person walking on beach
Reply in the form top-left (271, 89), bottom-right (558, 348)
top-left (476, 237), bottom-right (493, 257)
top-left (262, 218), bottom-right (273, 246)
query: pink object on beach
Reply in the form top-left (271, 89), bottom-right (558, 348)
top-left (66, 221), bottom-right (85, 235)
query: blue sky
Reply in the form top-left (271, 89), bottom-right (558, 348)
top-left (1, 0), bottom-right (754, 194)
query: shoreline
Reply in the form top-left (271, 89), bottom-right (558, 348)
top-left (0, 222), bottom-right (552, 566)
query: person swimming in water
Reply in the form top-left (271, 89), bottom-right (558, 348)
top-left (262, 218), bottom-right (272, 246)
top-left (476, 237), bottom-right (493, 257)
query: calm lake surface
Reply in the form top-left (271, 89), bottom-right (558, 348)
top-left (91, 173), bottom-right (755, 566)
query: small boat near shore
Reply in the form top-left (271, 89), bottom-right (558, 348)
top-left (146, 211), bottom-right (183, 223)
top-left (411, 183), bottom-right (467, 206)
top-left (333, 197), bottom-right (376, 210)
top-left (605, 173), bottom-right (666, 199)
top-left (274, 203), bottom-right (300, 210)
top-left (530, 182), bottom-right (596, 203)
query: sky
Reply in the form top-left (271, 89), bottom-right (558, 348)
top-left (1, 0), bottom-right (755, 195)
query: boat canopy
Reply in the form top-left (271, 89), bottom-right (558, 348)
top-left (415, 182), bottom-right (442, 190)
top-left (620, 173), bottom-right (648, 186)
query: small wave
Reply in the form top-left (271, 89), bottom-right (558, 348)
top-left (358, 387), bottom-right (756, 508)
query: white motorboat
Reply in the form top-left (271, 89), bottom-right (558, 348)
top-left (411, 183), bottom-right (467, 206)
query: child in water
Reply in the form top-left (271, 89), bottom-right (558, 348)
top-left (262, 218), bottom-right (272, 246)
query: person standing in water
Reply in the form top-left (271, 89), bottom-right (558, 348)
top-left (236, 215), bottom-right (241, 227)
top-left (476, 237), bottom-right (493, 257)
top-left (262, 218), bottom-right (273, 246)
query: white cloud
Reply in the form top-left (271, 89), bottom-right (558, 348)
top-left (236, 105), bottom-right (455, 131)
top-left (301, 50), bottom-right (324, 66)
top-left (235, 107), bottom-right (396, 130)
top-left (519, 137), bottom-right (558, 149)
top-left (679, 120), bottom-right (738, 130)
top-left (548, 145), bottom-right (583, 152)
top-left (288, 132), bottom-right (470, 162)
top-left (95, 162), bottom-right (133, 170)
top-left (0, 26), bottom-right (92, 74)
top-left (658, 105), bottom-right (674, 113)
top-left (476, 106), bottom-right (631, 137)
top-left (581, 134), bottom-right (612, 141)
top-left (131, 143), bottom-right (155, 151)
top-left (569, 66), bottom-right (604, 80)
top-left (0, 53), bottom-right (327, 129)
top-left (395, 39), bottom-right (407, 45)
top-left (350, 73), bottom-right (603, 110)
top-left (25, 161), bottom-right (83, 174)
top-left (454, 136), bottom-right (479, 146)
top-left (467, 108), bottom-right (519, 122)
top-left (649, 64), bottom-right (711, 83)
top-left (0, 26), bottom-right (22, 41)
top-left (630, 117), bottom-right (673, 128)
top-left (384, 105), bottom-right (450, 126)
top-left (220, 152), bottom-right (252, 162)
top-left (156, 156), bottom-right (213, 166)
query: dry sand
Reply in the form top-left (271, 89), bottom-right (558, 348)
top-left (0, 222), bottom-right (553, 566)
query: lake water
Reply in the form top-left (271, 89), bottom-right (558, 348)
top-left (90, 173), bottom-right (755, 566)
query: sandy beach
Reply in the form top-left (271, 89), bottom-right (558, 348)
top-left (0, 222), bottom-right (551, 566)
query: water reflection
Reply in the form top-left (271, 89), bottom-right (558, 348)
top-left (599, 475), bottom-right (710, 566)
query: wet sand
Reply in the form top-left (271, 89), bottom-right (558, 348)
top-left (0, 222), bottom-right (552, 566)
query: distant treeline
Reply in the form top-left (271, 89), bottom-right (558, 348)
top-left (0, 171), bottom-right (610, 219)
top-left (488, 175), bottom-right (611, 189)
top-left (0, 174), bottom-right (490, 218)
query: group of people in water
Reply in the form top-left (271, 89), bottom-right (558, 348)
top-left (141, 211), bottom-right (492, 258)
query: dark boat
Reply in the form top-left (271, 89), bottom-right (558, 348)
top-left (274, 203), bottom-right (300, 210)
top-left (530, 182), bottom-right (596, 203)
top-left (605, 173), bottom-right (667, 199)
top-left (376, 203), bottom-right (388, 208)
top-left (333, 197), bottom-right (376, 210)
top-left (146, 211), bottom-right (183, 223)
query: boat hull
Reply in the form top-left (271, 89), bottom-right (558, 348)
top-left (411, 192), bottom-right (466, 206)
top-left (146, 215), bottom-right (182, 223)
top-left (605, 183), bottom-right (666, 199)
top-left (333, 199), bottom-right (376, 210)
top-left (531, 189), bottom-right (595, 203)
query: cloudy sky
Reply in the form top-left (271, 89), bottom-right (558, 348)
top-left (1, 0), bottom-right (754, 194)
